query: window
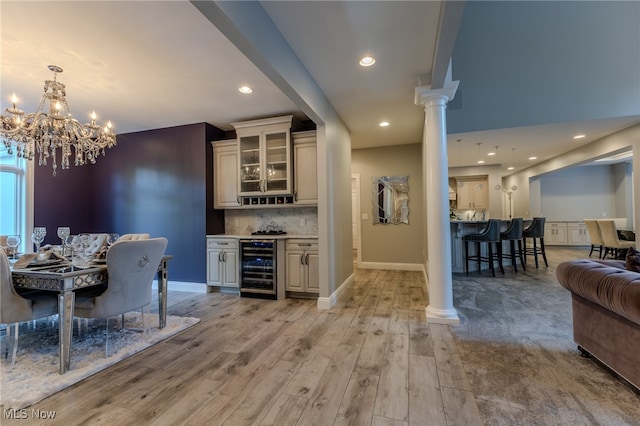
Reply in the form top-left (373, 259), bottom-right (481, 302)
top-left (1, 146), bottom-right (30, 251)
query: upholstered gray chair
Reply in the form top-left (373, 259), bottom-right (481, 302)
top-left (0, 249), bottom-right (58, 366)
top-left (597, 219), bottom-right (635, 259)
top-left (583, 219), bottom-right (604, 259)
top-left (73, 238), bottom-right (167, 356)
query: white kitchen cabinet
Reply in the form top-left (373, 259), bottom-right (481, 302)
top-left (293, 130), bottom-right (317, 205)
top-left (212, 140), bottom-right (240, 209)
top-left (207, 237), bottom-right (239, 289)
top-left (544, 222), bottom-right (568, 245)
top-left (567, 222), bottom-right (589, 246)
top-left (286, 239), bottom-right (319, 294)
top-left (455, 178), bottom-right (488, 209)
top-left (232, 115), bottom-right (293, 196)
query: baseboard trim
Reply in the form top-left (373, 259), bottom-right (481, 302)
top-left (317, 272), bottom-right (355, 310)
top-left (359, 261), bottom-right (424, 271)
top-left (152, 280), bottom-right (208, 294)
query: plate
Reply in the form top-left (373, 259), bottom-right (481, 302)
top-left (92, 258), bottom-right (107, 264)
top-left (27, 258), bottom-right (63, 267)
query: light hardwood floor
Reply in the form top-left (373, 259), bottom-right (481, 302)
top-left (10, 266), bottom-right (482, 425)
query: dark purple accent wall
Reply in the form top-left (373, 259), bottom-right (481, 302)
top-left (34, 123), bottom-right (226, 283)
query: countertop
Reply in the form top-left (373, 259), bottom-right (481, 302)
top-left (207, 234), bottom-right (318, 240)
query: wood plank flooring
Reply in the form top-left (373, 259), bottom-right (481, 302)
top-left (7, 265), bottom-right (482, 426)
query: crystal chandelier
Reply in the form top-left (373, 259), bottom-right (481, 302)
top-left (1, 65), bottom-right (116, 175)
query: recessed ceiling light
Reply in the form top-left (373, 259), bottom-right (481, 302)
top-left (477, 160), bottom-right (485, 164)
top-left (359, 56), bottom-right (376, 67)
top-left (379, 121), bottom-right (389, 127)
top-left (528, 156), bottom-right (537, 160)
top-left (573, 134), bottom-right (586, 139)
top-left (507, 166), bottom-right (515, 170)
top-left (487, 152), bottom-right (496, 156)
top-left (238, 86), bottom-right (253, 94)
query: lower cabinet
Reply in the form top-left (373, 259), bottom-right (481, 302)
top-left (544, 221), bottom-right (589, 246)
top-left (207, 237), bottom-right (239, 289)
top-left (567, 222), bottom-right (589, 245)
top-left (286, 239), bottom-right (319, 294)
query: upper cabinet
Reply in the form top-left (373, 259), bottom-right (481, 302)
top-left (232, 115), bottom-right (293, 196)
top-left (455, 177), bottom-right (488, 210)
top-left (212, 140), bottom-right (240, 209)
top-left (293, 130), bottom-right (317, 205)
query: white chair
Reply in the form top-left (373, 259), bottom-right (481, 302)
top-left (117, 233), bottom-right (150, 241)
top-left (597, 219), bottom-right (635, 259)
top-left (0, 249), bottom-right (58, 366)
top-left (73, 238), bottom-right (168, 356)
top-left (583, 219), bottom-right (604, 259)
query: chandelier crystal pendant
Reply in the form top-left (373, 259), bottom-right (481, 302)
top-left (0, 65), bottom-right (116, 175)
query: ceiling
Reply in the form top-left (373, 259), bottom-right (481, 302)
top-left (1, 1), bottom-right (637, 176)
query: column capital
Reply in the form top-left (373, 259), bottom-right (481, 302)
top-left (414, 81), bottom-right (460, 106)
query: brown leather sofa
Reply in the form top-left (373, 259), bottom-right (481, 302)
top-left (556, 259), bottom-right (640, 390)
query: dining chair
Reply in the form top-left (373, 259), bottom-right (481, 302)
top-left (583, 219), bottom-right (604, 259)
top-left (73, 237), bottom-right (168, 356)
top-left (0, 249), bottom-right (58, 366)
top-left (117, 233), bottom-right (150, 241)
top-left (597, 219), bottom-right (635, 259)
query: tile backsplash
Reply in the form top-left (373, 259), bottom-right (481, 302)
top-left (225, 207), bottom-right (318, 235)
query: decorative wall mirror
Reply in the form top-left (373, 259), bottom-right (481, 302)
top-left (372, 175), bottom-right (409, 224)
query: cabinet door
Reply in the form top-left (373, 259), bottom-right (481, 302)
top-left (239, 134), bottom-right (262, 194)
top-left (222, 250), bottom-right (239, 287)
top-left (456, 184), bottom-right (473, 209)
top-left (294, 141), bottom-right (317, 205)
top-left (286, 251), bottom-right (304, 291)
top-left (306, 252), bottom-right (320, 293)
top-left (567, 225), bottom-right (588, 246)
top-left (207, 250), bottom-right (223, 286)
top-left (472, 182), bottom-right (488, 209)
top-left (264, 131), bottom-right (291, 193)
top-left (213, 141), bottom-right (240, 208)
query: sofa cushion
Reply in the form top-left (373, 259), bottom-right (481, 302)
top-left (556, 259), bottom-right (640, 325)
top-left (626, 247), bottom-right (640, 272)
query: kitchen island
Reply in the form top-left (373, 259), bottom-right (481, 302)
top-left (450, 219), bottom-right (531, 273)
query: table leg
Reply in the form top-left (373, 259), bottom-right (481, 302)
top-left (58, 291), bottom-right (75, 374)
top-left (157, 259), bottom-right (168, 329)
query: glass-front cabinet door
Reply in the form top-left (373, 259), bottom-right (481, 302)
top-left (233, 115), bottom-right (293, 196)
top-left (239, 135), bottom-right (261, 193)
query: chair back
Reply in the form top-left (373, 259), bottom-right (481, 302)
top-left (583, 219), bottom-right (604, 246)
top-left (85, 237), bottom-right (168, 318)
top-left (501, 218), bottom-right (523, 240)
top-left (524, 217), bottom-right (545, 238)
top-left (0, 249), bottom-right (32, 324)
top-left (480, 219), bottom-right (501, 241)
top-left (597, 220), bottom-right (622, 247)
top-left (117, 233), bottom-right (150, 241)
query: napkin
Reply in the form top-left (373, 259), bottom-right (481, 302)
top-left (13, 253), bottom-right (37, 269)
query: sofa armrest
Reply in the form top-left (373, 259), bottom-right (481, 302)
top-left (556, 259), bottom-right (640, 325)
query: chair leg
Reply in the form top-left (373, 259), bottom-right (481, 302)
top-left (522, 237), bottom-right (527, 265)
top-left (105, 317), bottom-right (110, 358)
top-left (476, 242), bottom-right (482, 274)
top-left (11, 323), bottom-right (19, 367)
top-left (488, 243), bottom-right (495, 277)
top-left (540, 237), bottom-right (548, 267)
top-left (464, 240), bottom-right (469, 275)
top-left (532, 238), bottom-right (539, 269)
top-left (588, 245), bottom-right (595, 257)
top-left (509, 240), bottom-right (517, 273)
top-left (517, 239), bottom-right (526, 271)
top-left (496, 242), bottom-right (504, 274)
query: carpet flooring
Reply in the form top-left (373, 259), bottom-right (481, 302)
top-left (0, 312), bottom-right (199, 409)
top-left (451, 247), bottom-right (640, 425)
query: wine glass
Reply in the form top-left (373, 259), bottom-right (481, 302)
top-left (57, 227), bottom-right (70, 256)
top-left (64, 235), bottom-right (76, 259)
top-left (31, 227), bottom-right (46, 252)
top-left (6, 235), bottom-right (21, 260)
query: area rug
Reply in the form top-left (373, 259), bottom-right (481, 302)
top-left (0, 313), bottom-right (199, 409)
top-left (451, 269), bottom-right (640, 426)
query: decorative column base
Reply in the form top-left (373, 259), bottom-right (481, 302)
top-left (426, 305), bottom-right (460, 325)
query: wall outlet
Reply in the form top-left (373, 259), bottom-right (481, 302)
top-left (299, 218), bottom-right (306, 226)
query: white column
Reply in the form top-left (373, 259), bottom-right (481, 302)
top-left (415, 82), bottom-right (460, 325)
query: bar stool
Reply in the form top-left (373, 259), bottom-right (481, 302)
top-left (522, 217), bottom-right (548, 268)
top-left (500, 217), bottom-right (525, 273)
top-left (463, 219), bottom-right (504, 277)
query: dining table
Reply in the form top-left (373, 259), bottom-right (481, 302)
top-left (11, 255), bottom-right (172, 374)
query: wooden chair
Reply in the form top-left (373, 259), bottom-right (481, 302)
top-left (73, 238), bottom-right (167, 356)
top-left (0, 249), bottom-right (58, 366)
